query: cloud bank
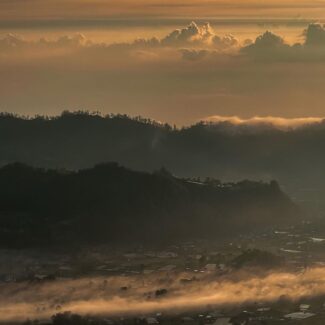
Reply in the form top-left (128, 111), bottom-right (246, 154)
top-left (2, 268), bottom-right (325, 322)
top-left (204, 116), bottom-right (325, 130)
top-left (241, 23), bottom-right (325, 61)
top-left (2, 22), bottom-right (325, 125)
top-left (2, 21), bottom-right (325, 61)
top-left (0, 21), bottom-right (239, 56)
top-left (2, 22), bottom-right (325, 62)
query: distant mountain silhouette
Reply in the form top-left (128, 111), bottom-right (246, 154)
top-left (0, 162), bottom-right (298, 247)
top-left (1, 111), bottom-right (324, 209)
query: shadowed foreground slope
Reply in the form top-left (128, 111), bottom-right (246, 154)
top-left (0, 162), bottom-right (299, 247)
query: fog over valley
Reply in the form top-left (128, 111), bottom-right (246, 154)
top-left (2, 1), bottom-right (325, 324)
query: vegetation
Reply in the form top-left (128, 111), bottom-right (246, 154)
top-left (1, 111), bottom-right (325, 206)
top-left (231, 249), bottom-right (285, 269)
top-left (0, 162), bottom-right (298, 248)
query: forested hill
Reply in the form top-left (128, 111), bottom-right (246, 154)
top-left (1, 111), bottom-right (325, 208)
top-left (0, 162), bottom-right (298, 247)
top-left (1, 112), bottom-right (325, 183)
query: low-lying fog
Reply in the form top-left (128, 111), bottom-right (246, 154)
top-left (2, 267), bottom-right (325, 322)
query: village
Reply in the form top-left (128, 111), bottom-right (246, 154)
top-left (1, 221), bottom-right (325, 324)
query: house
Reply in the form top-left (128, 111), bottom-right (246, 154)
top-left (159, 265), bottom-right (176, 272)
top-left (299, 304), bottom-right (310, 312)
top-left (284, 312), bottom-right (315, 320)
top-left (205, 264), bottom-right (217, 272)
top-left (211, 318), bottom-right (232, 325)
top-left (146, 317), bottom-right (159, 324)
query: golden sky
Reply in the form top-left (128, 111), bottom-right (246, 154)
top-left (2, 2), bottom-right (325, 124)
top-left (2, 0), bottom-right (325, 21)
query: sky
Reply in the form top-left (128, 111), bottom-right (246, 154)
top-left (2, 0), bottom-right (325, 21)
top-left (1, 1), bottom-right (325, 125)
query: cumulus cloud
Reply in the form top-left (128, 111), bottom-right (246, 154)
top-left (240, 31), bottom-right (297, 60)
top-left (213, 33), bottom-right (238, 49)
top-left (304, 23), bottom-right (325, 47)
top-left (5, 22), bottom-right (325, 63)
top-left (161, 21), bottom-right (210, 46)
top-left (0, 21), bottom-right (238, 59)
top-left (241, 23), bottom-right (325, 61)
top-left (179, 49), bottom-right (210, 61)
top-left (160, 21), bottom-right (238, 50)
top-left (203, 116), bottom-right (325, 130)
top-left (243, 31), bottom-right (288, 51)
top-left (3, 22), bottom-right (325, 63)
top-left (0, 33), bottom-right (88, 51)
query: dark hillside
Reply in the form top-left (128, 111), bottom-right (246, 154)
top-left (0, 162), bottom-right (299, 247)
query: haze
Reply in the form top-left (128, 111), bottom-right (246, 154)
top-left (1, 1), bottom-right (325, 125)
